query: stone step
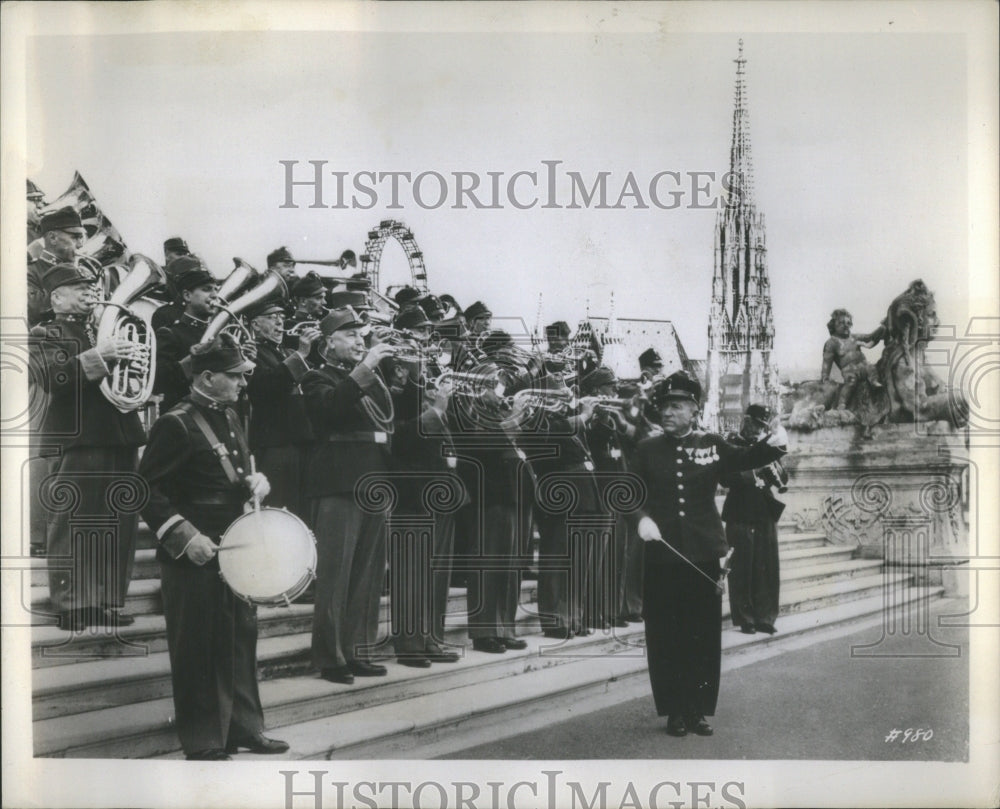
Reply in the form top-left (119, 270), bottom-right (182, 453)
top-left (158, 585), bottom-right (945, 761)
top-left (28, 577), bottom-right (163, 620)
top-left (779, 558), bottom-right (885, 589)
top-left (32, 610), bottom-right (620, 759)
top-left (776, 532), bottom-right (828, 550)
top-left (780, 544), bottom-right (855, 569)
top-left (769, 572), bottom-right (910, 616)
top-left (29, 582), bottom-right (537, 668)
top-left (29, 549), bottom-right (161, 588)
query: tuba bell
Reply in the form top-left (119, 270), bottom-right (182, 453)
top-left (95, 253), bottom-right (167, 412)
top-left (201, 267), bottom-right (289, 346)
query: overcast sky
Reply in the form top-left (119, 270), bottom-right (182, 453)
top-left (25, 29), bottom-right (971, 375)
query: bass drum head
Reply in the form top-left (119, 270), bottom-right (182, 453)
top-left (218, 508), bottom-right (316, 606)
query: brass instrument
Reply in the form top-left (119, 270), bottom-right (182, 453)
top-left (372, 325), bottom-right (447, 363)
top-left (217, 258), bottom-right (262, 306)
top-left (579, 395), bottom-right (641, 418)
top-left (753, 460), bottom-right (789, 493)
top-left (285, 320), bottom-right (320, 337)
top-left (95, 253), bottom-right (167, 412)
top-left (202, 269), bottom-right (289, 347)
top-left (425, 368), bottom-right (504, 397)
top-left (508, 386), bottom-right (576, 414)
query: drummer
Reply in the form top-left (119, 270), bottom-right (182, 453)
top-left (138, 334), bottom-right (289, 761)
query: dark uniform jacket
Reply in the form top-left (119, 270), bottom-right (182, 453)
top-left (630, 430), bottom-right (785, 564)
top-left (138, 392), bottom-right (253, 567)
top-left (720, 433), bottom-right (786, 524)
top-left (301, 359), bottom-right (393, 498)
top-left (524, 411), bottom-right (601, 514)
top-left (28, 315), bottom-right (145, 450)
top-left (154, 312), bottom-right (210, 412)
top-left (244, 339), bottom-right (313, 450)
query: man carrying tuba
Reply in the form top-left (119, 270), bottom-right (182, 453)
top-left (29, 263), bottom-right (146, 631)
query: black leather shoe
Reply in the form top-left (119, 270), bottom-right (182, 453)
top-left (666, 716), bottom-right (687, 737)
top-left (686, 715), bottom-right (714, 736)
top-left (612, 617), bottom-right (630, 628)
top-left (755, 623), bottom-right (777, 635)
top-left (186, 749), bottom-right (232, 761)
top-left (626, 612), bottom-right (643, 622)
top-left (472, 637), bottom-right (506, 654)
top-left (501, 637), bottom-right (527, 650)
top-left (575, 627), bottom-right (593, 637)
top-left (92, 608), bottom-right (135, 627)
top-left (397, 655), bottom-right (432, 668)
top-left (320, 667), bottom-right (354, 685)
top-left (425, 646), bottom-right (461, 662)
top-left (226, 733), bottom-right (290, 754)
top-left (739, 624), bottom-right (757, 635)
top-left (542, 628), bottom-right (569, 640)
top-left (347, 660), bottom-right (387, 677)
top-left (58, 609), bottom-right (88, 631)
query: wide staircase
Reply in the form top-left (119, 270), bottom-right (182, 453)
top-left (28, 517), bottom-right (943, 760)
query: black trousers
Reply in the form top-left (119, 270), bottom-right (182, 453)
top-left (643, 556), bottom-right (722, 718)
top-left (159, 558), bottom-right (264, 755)
top-left (256, 444), bottom-right (310, 522)
top-left (45, 446), bottom-right (138, 613)
top-left (726, 520), bottom-right (780, 628)
top-left (466, 504), bottom-right (520, 640)
top-left (390, 512), bottom-right (457, 653)
top-left (310, 496), bottom-right (387, 668)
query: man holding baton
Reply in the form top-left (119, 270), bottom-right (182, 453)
top-left (629, 371), bottom-right (786, 738)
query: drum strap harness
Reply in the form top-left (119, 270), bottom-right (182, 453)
top-left (187, 406), bottom-right (252, 493)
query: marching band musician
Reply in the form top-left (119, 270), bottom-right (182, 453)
top-left (579, 365), bottom-right (643, 628)
top-left (29, 263), bottom-right (146, 631)
top-left (244, 299), bottom-right (320, 520)
top-left (301, 307), bottom-right (396, 685)
top-left (153, 258), bottom-right (219, 411)
top-left (283, 273), bottom-right (327, 354)
top-left (450, 330), bottom-right (531, 654)
top-left (463, 301), bottom-right (492, 336)
top-left (138, 335), bottom-right (288, 760)
top-left (150, 240), bottom-right (195, 330)
top-left (386, 306), bottom-right (464, 667)
top-left (267, 246), bottom-right (300, 287)
top-left (525, 367), bottom-right (603, 640)
top-left (630, 371), bottom-right (787, 738)
top-left (721, 404), bottom-right (786, 636)
top-left (544, 320), bottom-right (572, 354)
top-left (638, 347), bottom-right (665, 382)
top-left (27, 207), bottom-right (96, 327)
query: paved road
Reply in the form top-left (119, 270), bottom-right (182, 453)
top-left (446, 597), bottom-right (970, 761)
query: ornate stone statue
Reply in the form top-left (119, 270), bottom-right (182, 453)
top-left (820, 309), bottom-right (881, 411)
top-left (868, 280), bottom-right (968, 426)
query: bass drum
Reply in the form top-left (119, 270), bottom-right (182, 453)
top-left (218, 507), bottom-right (317, 607)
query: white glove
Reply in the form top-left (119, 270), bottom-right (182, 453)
top-left (637, 516), bottom-right (662, 542)
top-left (245, 472), bottom-right (271, 501)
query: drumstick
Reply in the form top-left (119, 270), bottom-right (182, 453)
top-left (249, 455), bottom-right (261, 514)
top-left (216, 543), bottom-right (253, 552)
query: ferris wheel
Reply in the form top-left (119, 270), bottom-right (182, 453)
top-left (359, 219), bottom-right (429, 296)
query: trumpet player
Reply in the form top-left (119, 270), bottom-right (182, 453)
top-left (154, 258), bottom-right (219, 411)
top-left (630, 372), bottom-right (787, 738)
top-left (29, 264), bottom-right (146, 631)
top-left (302, 307), bottom-right (395, 685)
top-left (721, 404), bottom-right (786, 636)
top-left (283, 273), bottom-right (328, 358)
top-left (245, 300), bottom-right (320, 521)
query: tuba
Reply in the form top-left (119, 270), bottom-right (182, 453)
top-left (96, 253), bottom-right (167, 412)
top-left (201, 268), bottom-right (289, 346)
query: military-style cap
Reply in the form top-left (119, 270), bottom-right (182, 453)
top-left (165, 255), bottom-right (203, 279)
top-left (163, 237), bottom-right (190, 256)
top-left (477, 329), bottom-right (512, 355)
top-left (579, 365), bottom-right (617, 394)
top-left (175, 264), bottom-right (217, 292)
top-left (267, 246), bottom-right (296, 267)
top-left (190, 333), bottom-right (255, 374)
top-left (745, 403), bottom-right (773, 425)
top-left (40, 206), bottom-right (85, 235)
top-left (394, 305), bottom-right (433, 331)
top-left (650, 370), bottom-right (702, 406)
top-left (394, 286), bottom-right (426, 307)
top-left (328, 290), bottom-right (368, 310)
top-left (464, 301), bottom-right (492, 321)
top-left (545, 321), bottom-right (571, 339)
top-left (319, 306), bottom-right (365, 335)
top-left (246, 300), bottom-right (285, 319)
top-left (417, 294), bottom-right (445, 321)
top-left (638, 348), bottom-right (663, 369)
top-left (291, 273), bottom-right (325, 299)
top-left (41, 263), bottom-right (93, 296)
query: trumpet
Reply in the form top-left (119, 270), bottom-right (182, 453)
top-left (508, 386), bottom-right (576, 414)
top-left (372, 326), bottom-right (448, 363)
top-left (286, 320), bottom-right (320, 337)
top-left (579, 395), bottom-right (641, 417)
top-left (425, 368), bottom-right (504, 396)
